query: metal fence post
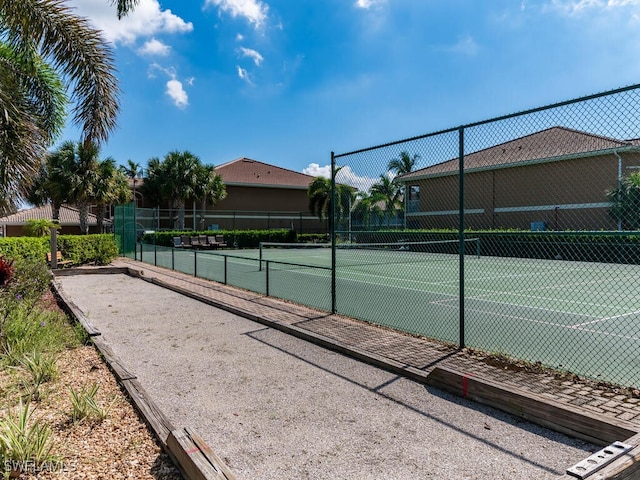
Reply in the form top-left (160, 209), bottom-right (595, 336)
top-left (331, 151), bottom-right (337, 314)
top-left (194, 250), bottom-right (197, 277)
top-left (458, 126), bottom-right (465, 349)
top-left (266, 261), bottom-right (270, 297)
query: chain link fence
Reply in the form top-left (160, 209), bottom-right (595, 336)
top-left (118, 84), bottom-right (640, 389)
top-left (333, 84), bottom-right (640, 388)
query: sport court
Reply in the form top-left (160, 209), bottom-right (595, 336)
top-left (139, 240), bottom-right (640, 387)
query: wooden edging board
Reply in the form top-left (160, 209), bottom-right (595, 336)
top-left (51, 271), bottom-right (234, 480)
top-left (167, 428), bottom-right (237, 480)
top-left (425, 365), bottom-right (638, 447)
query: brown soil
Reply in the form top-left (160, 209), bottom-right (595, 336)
top-left (0, 291), bottom-right (183, 479)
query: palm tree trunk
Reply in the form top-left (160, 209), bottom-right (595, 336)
top-left (175, 198), bottom-right (185, 230)
top-left (96, 204), bottom-right (107, 233)
top-left (78, 200), bottom-right (89, 234)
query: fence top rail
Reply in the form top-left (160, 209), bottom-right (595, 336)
top-left (334, 82), bottom-right (640, 159)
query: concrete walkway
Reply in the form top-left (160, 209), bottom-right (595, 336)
top-left (54, 258), bottom-right (640, 478)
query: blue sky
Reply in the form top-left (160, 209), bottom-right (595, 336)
top-left (66, 0), bottom-right (640, 178)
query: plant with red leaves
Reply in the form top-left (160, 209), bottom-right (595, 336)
top-left (0, 257), bottom-right (15, 287)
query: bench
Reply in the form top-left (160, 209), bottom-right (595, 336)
top-left (47, 251), bottom-right (73, 268)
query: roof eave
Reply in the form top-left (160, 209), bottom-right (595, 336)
top-left (397, 145), bottom-right (640, 182)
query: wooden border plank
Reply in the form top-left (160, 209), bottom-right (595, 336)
top-left (167, 429), bottom-right (229, 480)
top-left (426, 365), bottom-right (637, 446)
top-left (121, 378), bottom-right (175, 447)
top-left (185, 428), bottom-right (237, 480)
top-left (51, 281), bottom-right (101, 336)
top-left (91, 336), bottom-right (136, 382)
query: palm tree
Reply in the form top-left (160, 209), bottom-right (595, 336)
top-left (0, 43), bottom-right (66, 214)
top-left (162, 151), bottom-right (203, 230)
top-left (120, 159), bottom-right (142, 206)
top-left (370, 175), bottom-right (402, 227)
top-left (45, 141), bottom-right (101, 234)
top-left (308, 176), bottom-right (332, 222)
top-left (388, 151), bottom-right (419, 228)
top-left (388, 151), bottom-right (420, 177)
top-left (95, 158), bottom-right (131, 232)
top-left (352, 191), bottom-right (385, 229)
top-left (114, 0), bottom-right (140, 18)
top-left (0, 0), bottom-right (120, 212)
top-left (307, 173), bottom-right (355, 232)
top-left (607, 172), bottom-right (640, 230)
top-left (195, 165), bottom-right (226, 230)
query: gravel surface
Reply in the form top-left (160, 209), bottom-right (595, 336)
top-left (56, 273), bottom-right (596, 480)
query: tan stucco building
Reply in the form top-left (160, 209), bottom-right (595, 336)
top-left (398, 127), bottom-right (640, 231)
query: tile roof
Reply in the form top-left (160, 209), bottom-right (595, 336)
top-left (0, 204), bottom-right (98, 226)
top-left (214, 157), bottom-right (314, 188)
top-left (399, 126), bottom-right (638, 181)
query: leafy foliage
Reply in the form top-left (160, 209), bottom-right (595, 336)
top-left (69, 383), bottom-right (114, 423)
top-left (0, 399), bottom-right (58, 473)
top-left (607, 172), bottom-right (640, 230)
top-left (23, 219), bottom-right (59, 237)
top-left (0, 257), bottom-right (14, 287)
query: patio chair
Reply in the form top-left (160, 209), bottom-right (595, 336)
top-left (180, 235), bottom-right (192, 248)
top-left (190, 236), bottom-right (202, 248)
top-left (215, 235), bottom-right (227, 248)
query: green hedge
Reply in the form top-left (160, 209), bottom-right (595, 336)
top-left (140, 229), bottom-right (297, 249)
top-left (0, 234), bottom-right (119, 266)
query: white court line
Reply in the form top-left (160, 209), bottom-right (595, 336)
top-left (570, 309), bottom-right (640, 328)
top-left (434, 301), bottom-right (640, 341)
top-left (431, 294), bottom-right (597, 319)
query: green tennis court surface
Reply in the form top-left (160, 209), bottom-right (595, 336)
top-left (140, 244), bottom-right (640, 387)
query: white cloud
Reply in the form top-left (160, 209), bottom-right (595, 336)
top-left (238, 47), bottom-right (264, 66)
top-left (303, 163), bottom-right (331, 177)
top-left (138, 38), bottom-right (171, 56)
top-left (355, 0), bottom-right (385, 8)
top-left (205, 0), bottom-right (269, 28)
top-left (148, 64), bottom-right (190, 108)
top-left (72, 0), bottom-right (193, 45)
top-left (545, 0), bottom-right (640, 14)
top-left (237, 66), bottom-right (253, 85)
top-left (302, 164), bottom-right (378, 192)
top-left (166, 79), bottom-right (188, 108)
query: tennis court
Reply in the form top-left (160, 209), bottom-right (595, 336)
top-left (138, 242), bottom-right (640, 387)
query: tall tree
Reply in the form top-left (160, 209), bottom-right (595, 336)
top-left (370, 175), bottom-right (402, 226)
top-left (308, 176), bottom-right (332, 222)
top-left (307, 171), bottom-right (355, 230)
top-left (352, 191), bottom-right (385, 229)
top-left (388, 151), bottom-right (420, 177)
top-left (162, 151), bottom-right (203, 230)
top-left (138, 157), bottom-right (164, 208)
top-left (95, 158), bottom-right (131, 232)
top-left (0, 43), bottom-right (66, 214)
top-left (120, 159), bottom-right (142, 206)
top-left (140, 151), bottom-right (215, 230)
top-left (0, 0), bottom-right (120, 213)
top-left (194, 165), bottom-right (226, 230)
top-left (45, 141), bottom-right (100, 234)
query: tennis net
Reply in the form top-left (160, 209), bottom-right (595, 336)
top-left (259, 238), bottom-right (480, 270)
